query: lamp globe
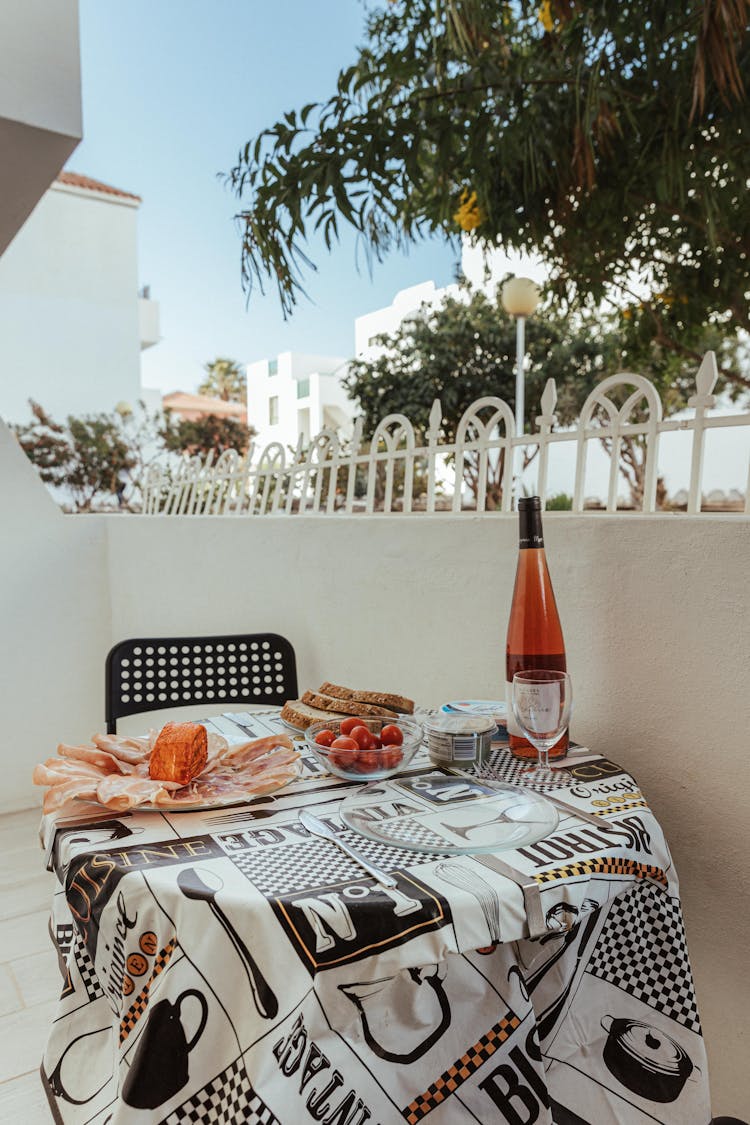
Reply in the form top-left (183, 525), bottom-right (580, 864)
top-left (501, 277), bottom-right (541, 318)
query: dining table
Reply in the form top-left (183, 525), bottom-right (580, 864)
top-left (39, 708), bottom-right (711, 1125)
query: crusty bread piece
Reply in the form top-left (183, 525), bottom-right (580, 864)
top-left (149, 722), bottom-right (207, 785)
top-left (319, 682), bottom-right (415, 714)
top-left (318, 681), bottom-right (356, 700)
top-left (302, 690), bottom-right (398, 719)
top-left (280, 700), bottom-right (348, 730)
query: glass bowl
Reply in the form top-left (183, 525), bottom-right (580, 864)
top-left (305, 716), bottom-right (423, 781)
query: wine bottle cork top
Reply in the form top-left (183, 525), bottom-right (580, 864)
top-left (518, 496), bottom-right (541, 510)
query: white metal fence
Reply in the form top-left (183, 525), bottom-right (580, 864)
top-left (141, 352), bottom-right (750, 517)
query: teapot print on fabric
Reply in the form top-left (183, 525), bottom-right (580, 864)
top-left (339, 963), bottom-right (451, 1064)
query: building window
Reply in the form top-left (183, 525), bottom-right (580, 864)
top-left (269, 396), bottom-right (279, 425)
top-left (268, 359), bottom-right (278, 376)
top-left (297, 378), bottom-right (310, 399)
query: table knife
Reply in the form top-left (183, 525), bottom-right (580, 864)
top-left (298, 810), bottom-right (398, 888)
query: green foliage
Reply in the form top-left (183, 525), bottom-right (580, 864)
top-left (15, 401), bottom-right (136, 512)
top-left (160, 411), bottom-right (254, 458)
top-left (14, 394), bottom-right (256, 512)
top-left (228, 0), bottom-right (750, 393)
top-left (343, 284), bottom-right (743, 505)
top-left (545, 492), bottom-right (573, 511)
top-left (345, 287), bottom-right (608, 436)
top-left (198, 358), bottom-right (246, 403)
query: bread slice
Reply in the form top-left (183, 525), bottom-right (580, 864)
top-left (302, 690), bottom-right (398, 719)
top-left (280, 700), bottom-right (348, 730)
top-left (319, 682), bottom-right (415, 714)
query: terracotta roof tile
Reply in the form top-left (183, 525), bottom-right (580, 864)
top-left (55, 172), bottom-right (141, 202)
top-left (163, 392), bottom-right (248, 421)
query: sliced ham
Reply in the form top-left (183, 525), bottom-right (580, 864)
top-left (95, 775), bottom-right (171, 811)
top-left (33, 758), bottom-right (107, 786)
top-left (90, 735), bottom-right (151, 763)
top-left (43, 777), bottom-right (100, 813)
top-left (220, 734), bottom-right (294, 766)
top-left (57, 743), bottom-right (140, 774)
top-left (236, 746), bottom-right (299, 775)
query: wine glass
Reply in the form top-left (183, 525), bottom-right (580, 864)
top-left (511, 670), bottom-right (573, 786)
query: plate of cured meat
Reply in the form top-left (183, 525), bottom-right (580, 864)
top-left (33, 721), bottom-right (300, 816)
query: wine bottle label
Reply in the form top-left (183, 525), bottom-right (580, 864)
top-left (519, 508), bottom-right (544, 549)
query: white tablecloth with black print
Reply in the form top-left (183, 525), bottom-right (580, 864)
top-left (40, 710), bottom-right (711, 1124)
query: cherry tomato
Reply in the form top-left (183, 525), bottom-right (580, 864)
top-left (370, 736), bottom-right (383, 749)
top-left (356, 750), bottom-right (380, 774)
top-left (380, 724), bottom-right (404, 747)
top-left (314, 728), bottom-right (336, 748)
top-left (350, 724), bottom-right (374, 750)
top-left (380, 746), bottom-right (403, 769)
top-left (340, 716), bottom-right (361, 736)
top-left (331, 736), bottom-right (359, 751)
top-left (329, 749), bottom-right (356, 771)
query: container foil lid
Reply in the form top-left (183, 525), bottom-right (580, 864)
top-left (426, 713), bottom-right (496, 736)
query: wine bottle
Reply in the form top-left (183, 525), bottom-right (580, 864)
top-left (505, 496), bottom-right (568, 759)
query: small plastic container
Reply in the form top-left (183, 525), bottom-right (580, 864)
top-left (424, 714), bottom-right (496, 768)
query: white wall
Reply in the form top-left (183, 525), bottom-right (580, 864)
top-left (0, 422), bottom-right (109, 813)
top-left (0, 182), bottom-right (143, 424)
top-left (0, 0), bottom-right (82, 255)
top-left (1, 429), bottom-right (748, 1112)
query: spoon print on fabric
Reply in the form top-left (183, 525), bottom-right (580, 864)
top-left (177, 866), bottom-right (278, 1019)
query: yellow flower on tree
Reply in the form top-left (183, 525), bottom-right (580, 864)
top-left (454, 190), bottom-right (484, 232)
top-left (538, 1), bottom-right (554, 33)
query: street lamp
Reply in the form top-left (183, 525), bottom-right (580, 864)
top-left (500, 277), bottom-right (540, 436)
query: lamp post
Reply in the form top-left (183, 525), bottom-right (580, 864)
top-left (500, 277), bottom-right (541, 436)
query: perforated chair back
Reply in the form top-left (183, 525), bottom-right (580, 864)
top-left (105, 633), bottom-right (298, 733)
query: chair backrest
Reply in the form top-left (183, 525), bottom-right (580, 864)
top-left (105, 633), bottom-right (298, 733)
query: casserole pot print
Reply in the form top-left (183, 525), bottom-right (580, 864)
top-left (601, 1016), bottom-right (698, 1103)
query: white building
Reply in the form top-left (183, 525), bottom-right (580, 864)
top-left (246, 351), bottom-right (352, 455)
top-left (354, 242), bottom-right (547, 361)
top-left (0, 172), bottom-right (160, 425)
top-left (353, 280), bottom-right (460, 358)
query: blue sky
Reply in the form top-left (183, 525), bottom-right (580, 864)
top-left (69, 0), bottom-right (458, 394)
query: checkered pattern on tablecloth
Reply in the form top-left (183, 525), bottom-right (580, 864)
top-left (73, 936), bottom-right (104, 1001)
top-left (403, 1009), bottom-right (521, 1123)
top-left (229, 832), bottom-right (441, 896)
top-left (468, 748), bottom-right (563, 792)
top-left (587, 882), bottom-right (701, 1033)
top-left (163, 1056), bottom-right (278, 1125)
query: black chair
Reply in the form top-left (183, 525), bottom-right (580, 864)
top-left (105, 633), bottom-right (298, 733)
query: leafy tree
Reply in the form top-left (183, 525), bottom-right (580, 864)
top-left (198, 358), bottom-right (246, 403)
top-left (344, 287), bottom-right (608, 506)
top-left (160, 411), bottom-right (254, 458)
top-left (14, 398), bottom-right (256, 511)
top-left (113, 400), bottom-right (175, 507)
top-left (344, 286), bottom-right (742, 506)
top-left (227, 0), bottom-right (750, 392)
top-left (15, 401), bottom-right (136, 512)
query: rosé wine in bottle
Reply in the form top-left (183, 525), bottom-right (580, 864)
top-left (505, 496), bottom-right (568, 759)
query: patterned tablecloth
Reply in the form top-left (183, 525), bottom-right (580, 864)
top-left (40, 711), bottom-right (711, 1125)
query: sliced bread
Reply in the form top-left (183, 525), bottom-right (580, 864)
top-left (280, 700), bottom-right (348, 730)
top-left (319, 682), bottom-right (415, 714)
top-left (301, 690), bottom-right (398, 719)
